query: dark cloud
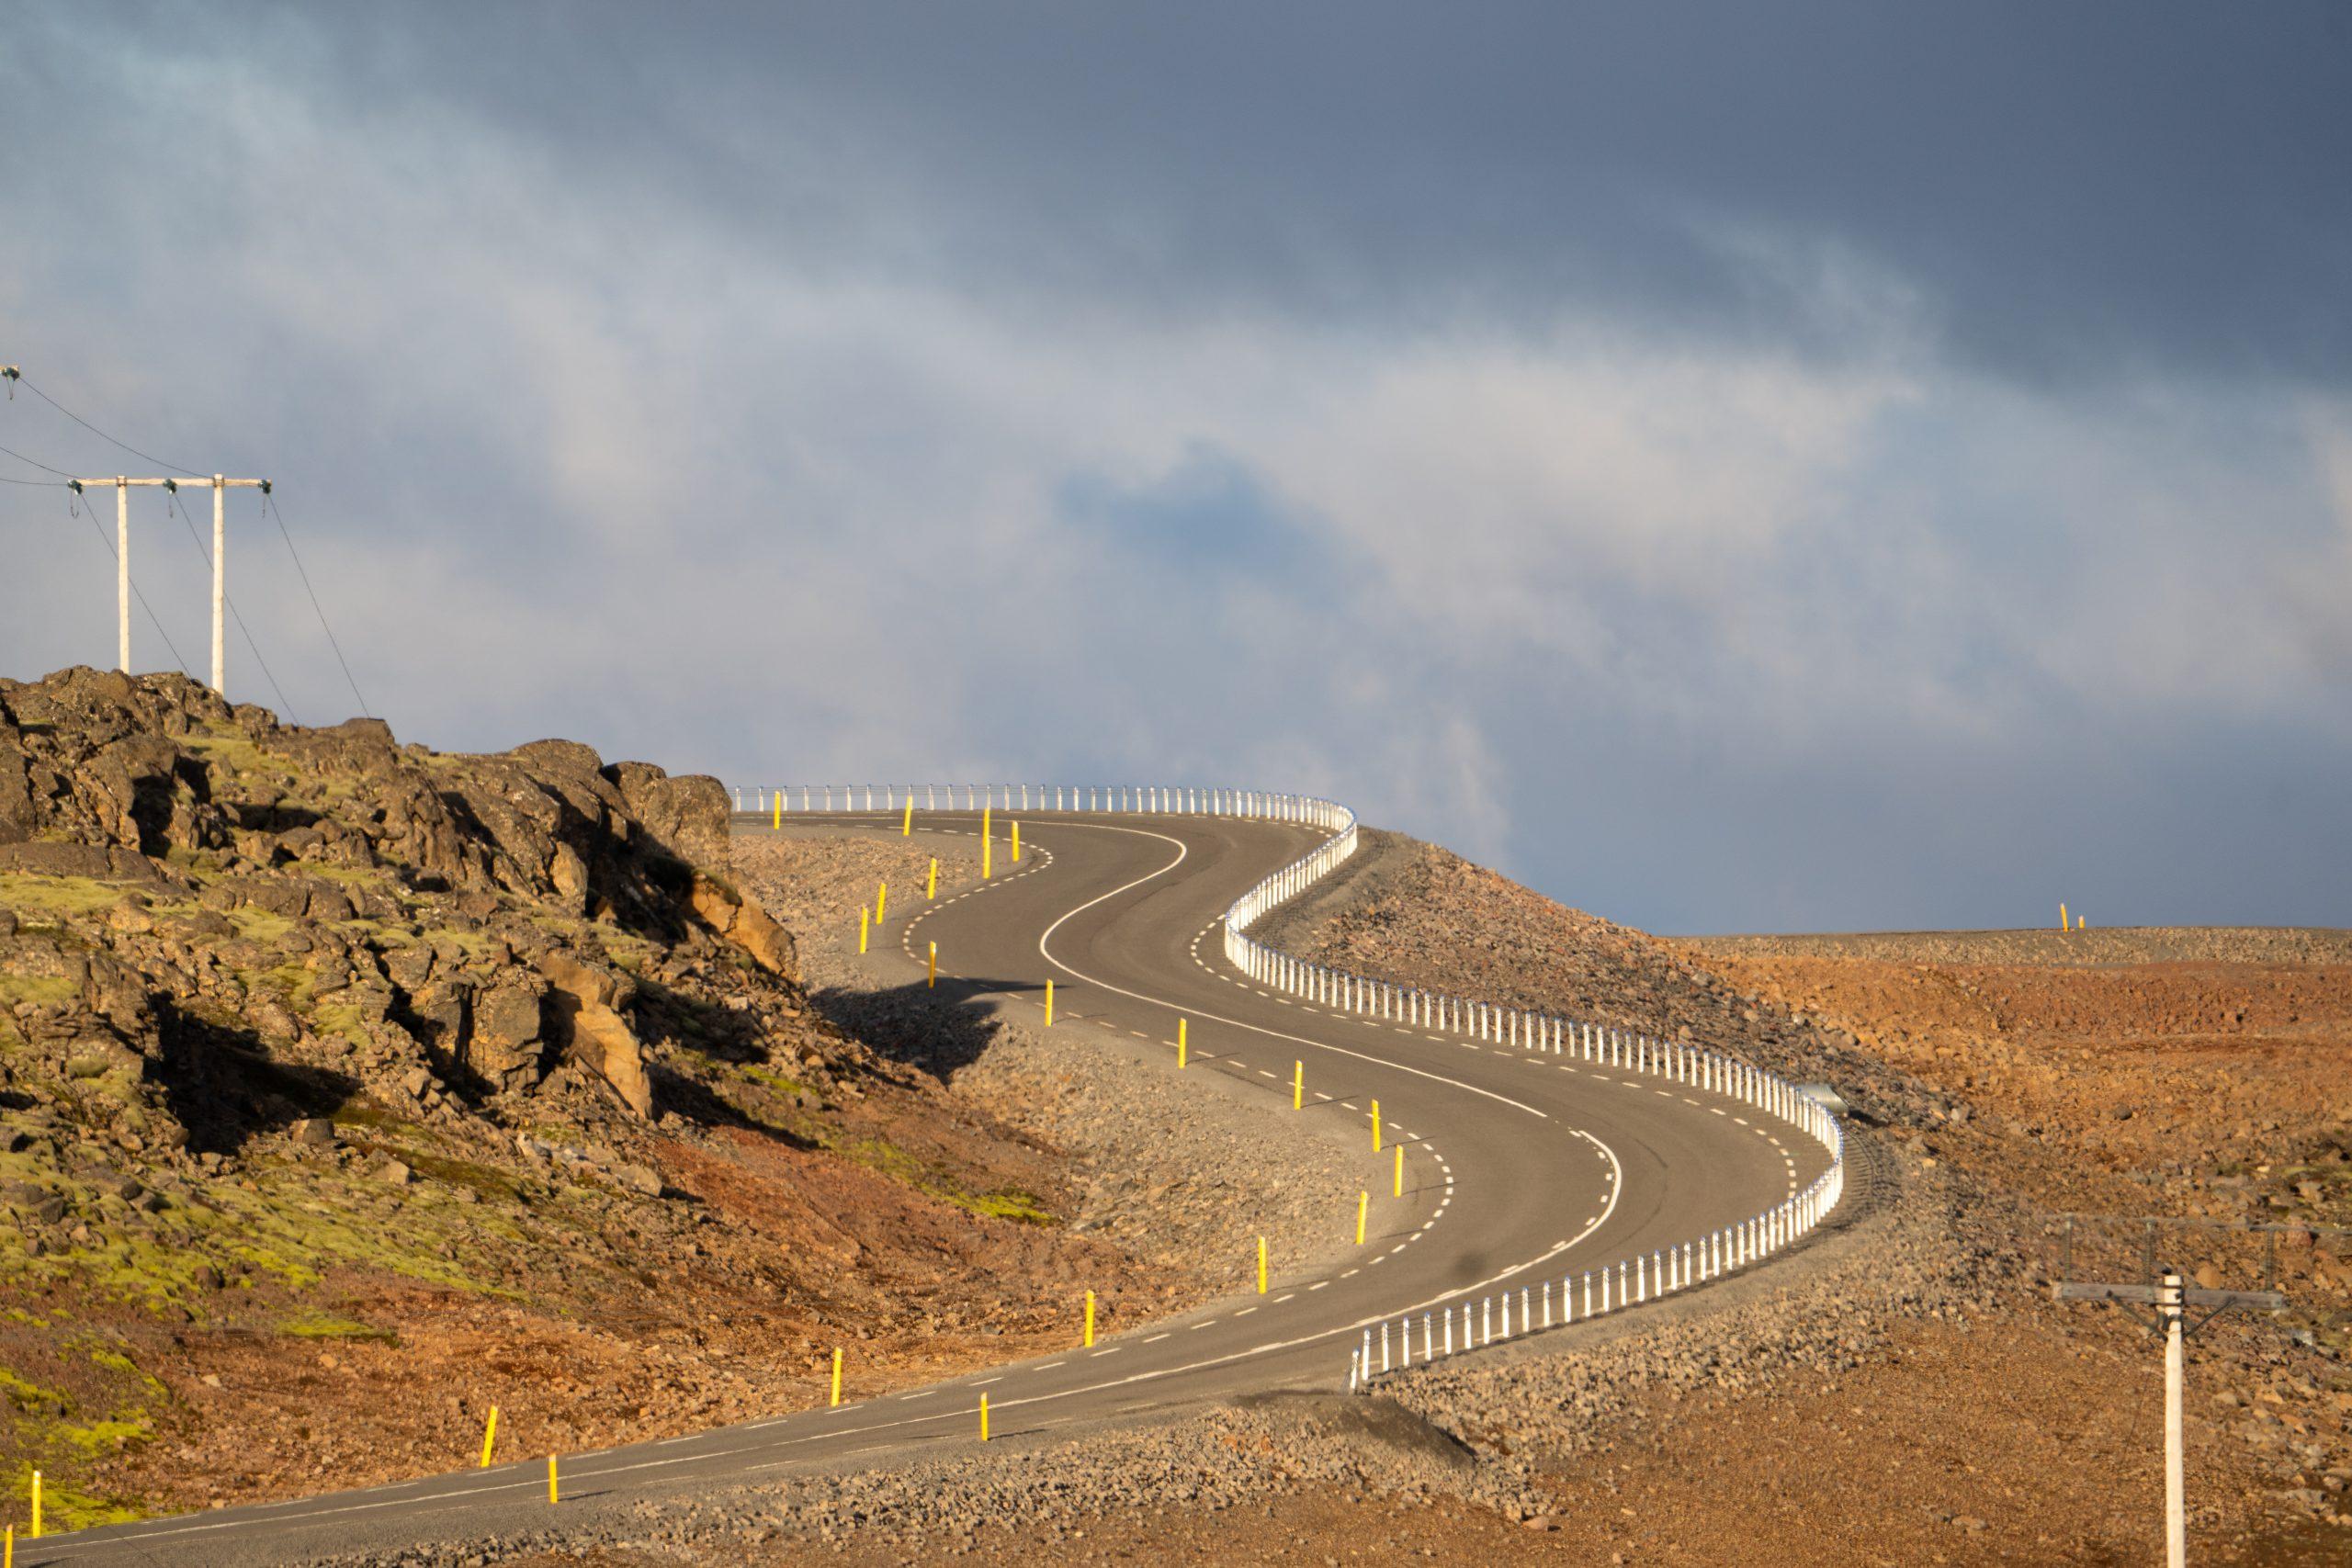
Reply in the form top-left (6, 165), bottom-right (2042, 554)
top-left (117, 0), bottom-right (2340, 386)
top-left (1, 2), bottom-right (2346, 933)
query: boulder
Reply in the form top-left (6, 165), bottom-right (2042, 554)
top-left (405, 978), bottom-right (469, 1057)
top-left (537, 951), bottom-right (653, 1118)
top-left (0, 1182), bottom-right (66, 1225)
top-left (272, 716), bottom-right (400, 778)
top-left (0, 739), bottom-right (33, 845)
top-left (380, 942), bottom-right (435, 993)
top-left (467, 977), bottom-right (548, 1091)
top-left (605, 763), bottom-right (729, 871)
top-left (548, 841), bottom-right (589, 914)
top-left (289, 1118), bottom-right (337, 1147)
top-left (510, 739), bottom-right (604, 776)
top-left (0, 841), bottom-right (153, 881)
top-left (686, 874), bottom-right (797, 981)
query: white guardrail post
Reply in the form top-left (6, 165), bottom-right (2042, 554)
top-left (742, 784), bottom-right (1846, 1391)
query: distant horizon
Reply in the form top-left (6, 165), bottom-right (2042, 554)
top-left (5, 5), bottom-right (2346, 937)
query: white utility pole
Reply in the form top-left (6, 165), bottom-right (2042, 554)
top-left (2162, 1270), bottom-right (2186, 1568)
top-left (71, 473), bottom-right (266, 694)
top-left (2055, 1260), bottom-right (2284, 1568)
top-left (116, 478), bottom-right (130, 671)
top-left (210, 474), bottom-right (226, 693)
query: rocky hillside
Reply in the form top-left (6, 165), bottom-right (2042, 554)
top-left (1, 668), bottom-right (801, 1156)
top-left (0, 669), bottom-right (1151, 1529)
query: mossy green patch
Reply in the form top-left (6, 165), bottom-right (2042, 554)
top-left (0, 874), bottom-right (131, 918)
top-left (250, 961), bottom-right (319, 1010)
top-left (961, 1190), bottom-right (1054, 1224)
top-left (182, 728), bottom-right (273, 776)
top-left (58, 1415), bottom-right (151, 1457)
top-left (281, 1313), bottom-right (399, 1345)
top-left (371, 1145), bottom-right (520, 1203)
top-left (414, 925), bottom-right (496, 959)
top-left (831, 1135), bottom-right (1058, 1227)
top-left (0, 1366), bottom-right (69, 1413)
top-left (83, 1346), bottom-right (166, 1403)
top-left (739, 1063), bottom-right (807, 1097)
top-left (328, 1100), bottom-right (422, 1138)
top-left (310, 998), bottom-right (369, 1047)
top-left (0, 973), bottom-right (77, 1008)
top-left (12, 1465), bottom-right (145, 1531)
top-left (224, 906), bottom-right (300, 945)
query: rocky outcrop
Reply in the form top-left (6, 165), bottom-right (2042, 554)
top-left (538, 951), bottom-right (653, 1117)
top-left (0, 668), bottom-right (850, 1161)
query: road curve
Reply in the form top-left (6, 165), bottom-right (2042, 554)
top-left (40, 807), bottom-right (1829, 1565)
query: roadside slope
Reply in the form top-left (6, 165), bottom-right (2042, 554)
top-left (0, 671), bottom-right (1335, 1529)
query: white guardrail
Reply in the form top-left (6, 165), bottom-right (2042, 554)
top-left (740, 784), bottom-right (1846, 1392)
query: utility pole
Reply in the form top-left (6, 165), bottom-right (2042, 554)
top-left (68, 473), bottom-right (267, 694)
top-left (2054, 1255), bottom-right (2285, 1567)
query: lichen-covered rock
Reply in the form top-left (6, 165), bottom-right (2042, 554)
top-left (0, 664), bottom-right (850, 1161)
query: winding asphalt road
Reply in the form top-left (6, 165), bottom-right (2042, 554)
top-left (39, 808), bottom-right (1823, 1564)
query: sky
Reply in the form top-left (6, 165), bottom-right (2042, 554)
top-left (2, 2), bottom-right (2347, 934)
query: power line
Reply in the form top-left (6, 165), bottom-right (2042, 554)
top-left (0, 438), bottom-right (77, 479)
top-left (266, 491), bottom-right (370, 719)
top-left (6, 367), bottom-right (360, 724)
top-left (16, 373), bottom-right (199, 476)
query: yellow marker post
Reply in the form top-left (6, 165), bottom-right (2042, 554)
top-left (978, 1393), bottom-right (989, 1443)
top-left (1011, 820), bottom-right (1021, 861)
top-left (1178, 1019), bottom-right (1188, 1068)
top-left (772, 795), bottom-right (781, 830)
top-left (6, 1522), bottom-right (12, 1565)
top-left (902, 800), bottom-right (913, 836)
top-left (1293, 1061), bottom-right (1303, 1110)
top-left (982, 807), bottom-right (992, 877)
top-left (2078, 914), bottom-right (2086, 931)
top-left (831, 1347), bottom-right (843, 1407)
top-left (1083, 1290), bottom-right (1096, 1348)
top-left (1395, 1144), bottom-right (1404, 1198)
top-left (2059, 901), bottom-right (2068, 931)
top-left (1257, 1235), bottom-right (1268, 1294)
top-left (876, 881), bottom-right (887, 925)
top-left (1371, 1099), bottom-right (1382, 1153)
top-left (859, 907), bottom-right (870, 955)
top-left (1356, 1190), bottom-right (1367, 1246)
top-left (548, 1455), bottom-right (559, 1506)
top-left (480, 1407), bottom-right (498, 1469)
top-left (928, 942), bottom-right (937, 988)
top-left (28, 1471), bottom-right (38, 1540)
top-left (1045, 979), bottom-right (1055, 1027)
top-left (928, 858), bottom-right (939, 900)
